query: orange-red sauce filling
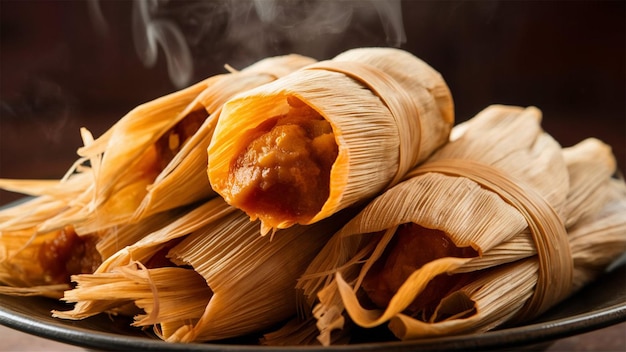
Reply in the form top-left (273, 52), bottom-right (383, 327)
top-left (154, 109), bottom-right (209, 171)
top-left (38, 226), bottom-right (102, 285)
top-left (362, 223), bottom-right (479, 320)
top-left (228, 97), bottom-right (338, 225)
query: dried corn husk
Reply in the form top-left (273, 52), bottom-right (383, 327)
top-left (96, 197), bottom-right (235, 272)
top-left (0, 54), bottom-right (314, 235)
top-left (51, 197), bottom-right (233, 322)
top-left (0, 76), bottom-right (210, 237)
top-left (208, 47), bottom-right (454, 234)
top-left (0, 153), bottom-right (95, 233)
top-left (567, 176), bottom-right (626, 291)
top-left (54, 198), bottom-right (353, 343)
top-left (56, 77), bottom-right (217, 235)
top-left (295, 105), bottom-right (625, 345)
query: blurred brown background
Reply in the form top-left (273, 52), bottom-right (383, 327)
top-left (1, 0), bottom-right (624, 205)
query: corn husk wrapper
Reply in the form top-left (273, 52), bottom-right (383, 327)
top-left (0, 77), bottom-right (209, 295)
top-left (48, 78), bottom-right (214, 235)
top-left (0, 172), bottom-right (91, 233)
top-left (208, 47), bottom-right (454, 234)
top-left (52, 197), bottom-right (233, 319)
top-left (296, 105), bottom-right (625, 345)
top-left (0, 173), bottom-right (100, 298)
top-left (54, 197), bottom-right (352, 343)
top-left (0, 75), bottom-right (210, 237)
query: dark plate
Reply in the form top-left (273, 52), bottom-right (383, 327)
top-left (0, 255), bottom-right (625, 351)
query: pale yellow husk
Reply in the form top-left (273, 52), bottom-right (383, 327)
top-left (295, 105), bottom-right (625, 345)
top-left (96, 197), bottom-right (235, 273)
top-left (0, 54), bottom-right (314, 235)
top-left (567, 176), bottom-right (626, 291)
top-left (208, 47), bottom-right (454, 233)
top-left (0, 76), bottom-right (210, 237)
top-left (0, 154), bottom-right (94, 233)
top-left (0, 78), bottom-right (210, 296)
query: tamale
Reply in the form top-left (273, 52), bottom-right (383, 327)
top-left (296, 105), bottom-right (626, 345)
top-left (208, 47), bottom-right (454, 234)
top-left (54, 198), bottom-right (353, 343)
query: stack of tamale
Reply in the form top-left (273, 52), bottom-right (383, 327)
top-left (0, 47), bottom-right (624, 347)
top-left (0, 54), bottom-right (316, 297)
top-left (48, 47), bottom-right (454, 341)
top-left (0, 47), bottom-right (454, 340)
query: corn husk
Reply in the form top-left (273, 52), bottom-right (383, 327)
top-left (53, 197), bottom-right (234, 319)
top-left (54, 198), bottom-right (353, 343)
top-left (0, 152), bottom-right (95, 233)
top-left (208, 47), bottom-right (454, 234)
top-left (0, 54), bottom-right (314, 235)
top-left (295, 105), bottom-right (625, 345)
top-left (567, 177), bottom-right (626, 291)
top-left (0, 75), bottom-right (211, 237)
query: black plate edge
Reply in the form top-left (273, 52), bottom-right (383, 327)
top-left (1, 298), bottom-right (624, 352)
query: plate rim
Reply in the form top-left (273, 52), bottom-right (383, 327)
top-left (1, 292), bottom-right (624, 351)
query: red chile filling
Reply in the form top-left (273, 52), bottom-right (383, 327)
top-left (155, 109), bottom-right (209, 171)
top-left (361, 223), bottom-right (479, 320)
top-left (38, 226), bottom-right (102, 285)
top-left (227, 98), bottom-right (338, 226)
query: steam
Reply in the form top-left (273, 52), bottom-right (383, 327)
top-left (89, 0), bottom-right (406, 88)
top-left (132, 0), bottom-right (193, 88)
top-left (370, 0), bottom-right (406, 46)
